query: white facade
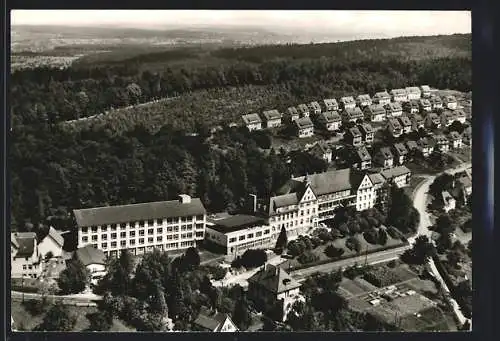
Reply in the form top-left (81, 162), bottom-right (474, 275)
top-left (38, 229), bottom-right (64, 258)
top-left (356, 175), bottom-right (376, 211)
top-left (247, 122), bottom-right (262, 131)
top-left (205, 223), bottom-right (274, 256)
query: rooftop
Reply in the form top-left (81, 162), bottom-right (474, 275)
top-left (194, 308), bottom-right (235, 331)
top-left (242, 113), bottom-right (262, 125)
top-left (393, 143), bottom-right (408, 155)
top-left (73, 196), bottom-right (206, 227)
top-left (309, 101), bottom-right (321, 109)
top-left (385, 102), bottom-right (402, 111)
top-left (341, 96), bottom-right (355, 103)
top-left (287, 107), bottom-right (299, 115)
top-left (406, 140), bottom-right (419, 150)
top-left (405, 86), bottom-right (421, 93)
top-left (295, 116), bottom-right (314, 129)
top-left (357, 94), bottom-right (371, 100)
top-left (388, 118), bottom-right (402, 129)
top-left (349, 127), bottom-right (362, 137)
top-left (208, 214), bottom-right (266, 234)
top-left (345, 107), bottom-right (363, 117)
top-left (323, 98), bottom-right (338, 106)
top-left (248, 264), bottom-right (301, 294)
top-left (391, 88), bottom-right (407, 95)
top-left (379, 147), bottom-right (393, 159)
top-left (75, 245), bottom-right (106, 266)
top-left (11, 232), bottom-right (37, 258)
top-left (399, 116), bottom-right (412, 126)
top-left (449, 131), bottom-right (462, 139)
top-left (297, 104), bottom-right (309, 112)
top-left (374, 91), bottom-right (390, 98)
top-left (357, 146), bottom-right (372, 161)
top-left (419, 98), bottom-right (431, 106)
top-left (359, 123), bottom-right (374, 134)
top-left (262, 109), bottom-right (281, 121)
top-left (321, 111), bottom-right (341, 122)
top-left (44, 226), bottom-right (64, 247)
top-left (365, 104), bottom-right (386, 114)
top-left (420, 85), bottom-right (431, 91)
top-left (381, 166), bottom-right (411, 179)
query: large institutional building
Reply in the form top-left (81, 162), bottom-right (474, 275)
top-left (74, 194), bottom-right (207, 257)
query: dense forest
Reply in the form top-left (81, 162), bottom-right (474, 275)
top-left (10, 34), bottom-right (471, 230)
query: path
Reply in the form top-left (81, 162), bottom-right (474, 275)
top-left (11, 290), bottom-right (102, 303)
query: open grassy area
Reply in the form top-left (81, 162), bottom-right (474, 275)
top-left (448, 147), bottom-right (472, 163)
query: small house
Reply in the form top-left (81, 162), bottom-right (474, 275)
top-left (381, 166), bottom-right (412, 188)
top-left (441, 110), bottom-right (458, 127)
top-left (434, 134), bottom-right (450, 153)
top-left (393, 143), bottom-right (409, 165)
top-left (405, 86), bottom-right (422, 100)
top-left (193, 307), bottom-right (239, 332)
top-left (38, 226), bottom-right (64, 259)
top-left (398, 115), bottom-right (412, 134)
top-left (287, 107), bottom-right (300, 122)
top-left (358, 123), bottom-right (374, 144)
top-left (345, 127), bottom-right (363, 147)
top-left (262, 109), bottom-right (282, 128)
top-left (442, 191), bottom-right (456, 213)
top-left (295, 117), bottom-right (314, 138)
top-left (342, 107), bottom-right (364, 123)
top-left (420, 85), bottom-right (431, 98)
top-left (419, 98), bottom-right (432, 112)
top-left (443, 95), bottom-right (458, 110)
top-left (374, 147), bottom-right (394, 169)
top-left (406, 140), bottom-right (419, 156)
top-left (417, 137), bottom-right (434, 157)
top-left (318, 111), bottom-right (341, 131)
top-left (308, 101), bottom-right (322, 115)
top-left (75, 245), bottom-right (107, 286)
top-left (430, 96), bottom-right (443, 110)
top-left (297, 104), bottom-right (310, 118)
top-left (323, 98), bottom-right (339, 112)
top-left (242, 113), bottom-right (263, 131)
top-left (403, 100), bottom-right (419, 114)
top-left (11, 232), bottom-right (43, 279)
top-left (449, 131), bottom-right (463, 149)
top-left (384, 102), bottom-right (403, 117)
top-left (340, 96), bottom-right (356, 110)
top-left (356, 94), bottom-right (372, 108)
top-left (364, 104), bottom-right (387, 122)
top-left (426, 112), bottom-right (441, 129)
top-left (387, 118), bottom-right (403, 138)
top-left (309, 141), bottom-right (333, 163)
top-left (390, 88), bottom-right (408, 102)
top-left (410, 114), bottom-right (425, 131)
top-left (455, 110), bottom-right (467, 124)
top-left (355, 146), bottom-right (372, 170)
top-left (373, 91), bottom-right (391, 105)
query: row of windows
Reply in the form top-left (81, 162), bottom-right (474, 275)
top-left (81, 215), bottom-right (205, 233)
top-left (82, 223), bottom-right (205, 236)
top-left (22, 264), bottom-right (38, 270)
top-left (228, 229), bottom-right (270, 243)
top-left (82, 232), bottom-right (198, 244)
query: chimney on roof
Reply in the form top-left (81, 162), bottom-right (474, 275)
top-left (178, 194), bottom-right (191, 204)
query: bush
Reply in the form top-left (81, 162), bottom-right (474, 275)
top-left (232, 249), bottom-right (267, 269)
top-left (297, 251), bottom-right (319, 265)
top-left (387, 260), bottom-right (397, 268)
top-left (363, 228), bottom-right (379, 245)
top-left (378, 228), bottom-right (388, 245)
top-left (23, 298), bottom-right (50, 316)
top-left (324, 245), bottom-right (345, 259)
top-left (363, 267), bottom-right (402, 288)
top-left (87, 310), bottom-right (113, 331)
top-left (346, 236), bottom-right (362, 253)
top-left (387, 226), bottom-right (404, 240)
top-left (205, 265), bottom-right (228, 281)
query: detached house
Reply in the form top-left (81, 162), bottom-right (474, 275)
top-left (441, 111), bottom-right (458, 127)
top-left (434, 134), bottom-right (450, 153)
top-left (387, 118), bottom-right (403, 138)
top-left (248, 264), bottom-right (304, 322)
top-left (403, 100), bottom-right (419, 114)
top-left (297, 104), bottom-right (310, 118)
top-left (449, 131), bottom-right (463, 149)
top-left (455, 110), bottom-right (467, 124)
top-left (410, 114), bottom-right (425, 131)
top-left (308, 101), bottom-right (322, 115)
top-left (355, 146), bottom-right (372, 170)
top-left (295, 117), bottom-right (314, 138)
top-left (393, 143), bottom-right (409, 165)
top-left (398, 115), bottom-right (412, 134)
top-left (358, 123), bottom-right (374, 144)
top-left (75, 245), bottom-right (107, 286)
top-left (38, 226), bottom-right (64, 259)
top-left (323, 98), bottom-right (339, 112)
top-left (443, 95), bottom-right (458, 110)
top-left (287, 107), bottom-right (300, 122)
top-left (318, 111), bottom-right (341, 131)
top-left (262, 110), bottom-right (282, 128)
top-left (11, 232), bottom-right (43, 279)
top-left (373, 91), bottom-right (391, 105)
top-left (405, 87), bottom-right (422, 100)
top-left (342, 107), bottom-right (364, 123)
top-left (340, 96), bottom-right (356, 110)
top-left (442, 191), bottom-right (456, 213)
top-left (242, 113), bottom-right (263, 131)
top-left (426, 112), bottom-right (441, 129)
top-left (381, 166), bottom-right (412, 188)
top-left (309, 142), bottom-right (333, 163)
top-left (374, 147), bottom-right (394, 169)
top-left (345, 127), bottom-right (363, 147)
top-left (193, 308), bottom-right (239, 332)
top-left (356, 94), bottom-right (372, 108)
top-left (406, 140), bottom-right (419, 156)
top-left (420, 85), bottom-right (431, 98)
top-left (463, 127), bottom-right (472, 146)
top-left (364, 104), bottom-right (386, 122)
top-left (384, 102), bottom-right (403, 118)
top-left (390, 88), bottom-right (408, 102)
top-left (417, 137), bottom-right (434, 157)
top-left (419, 98), bottom-right (432, 112)
top-left (430, 96), bottom-right (443, 110)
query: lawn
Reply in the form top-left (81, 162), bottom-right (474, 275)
top-left (448, 147), bottom-right (472, 163)
top-left (11, 300), bottom-right (135, 331)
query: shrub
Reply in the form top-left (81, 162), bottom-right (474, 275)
top-left (346, 236), bottom-right (362, 253)
top-left (363, 228), bottom-right (379, 245)
top-left (378, 228), bottom-right (388, 245)
top-left (206, 265), bottom-right (228, 281)
top-left (23, 298), bottom-right (50, 316)
top-left (297, 251), bottom-right (319, 264)
top-left (324, 245), bottom-right (345, 259)
top-left (363, 267), bottom-right (402, 287)
top-left (238, 249), bottom-right (267, 269)
top-left (387, 226), bottom-right (404, 240)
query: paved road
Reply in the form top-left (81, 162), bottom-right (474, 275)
top-left (11, 290), bottom-right (102, 303)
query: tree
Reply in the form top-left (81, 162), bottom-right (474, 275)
top-left (87, 310), bottom-right (113, 331)
top-left (324, 244), bottom-right (345, 259)
top-left (57, 258), bottom-right (89, 294)
top-left (149, 280), bottom-right (168, 316)
top-left (378, 228), bottom-right (388, 245)
top-left (45, 251), bottom-right (54, 260)
top-left (275, 226), bottom-right (288, 254)
top-left (183, 247), bottom-right (201, 271)
top-left (232, 296), bottom-right (252, 331)
top-left (402, 235), bottom-right (436, 265)
top-left (35, 302), bottom-right (77, 331)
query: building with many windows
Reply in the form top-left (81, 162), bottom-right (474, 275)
top-left (11, 232), bottom-right (43, 279)
top-left (74, 194), bottom-right (207, 257)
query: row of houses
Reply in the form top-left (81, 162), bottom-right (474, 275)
top-left (386, 110), bottom-right (467, 138)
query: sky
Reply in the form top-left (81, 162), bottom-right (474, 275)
top-left (11, 10), bottom-right (471, 37)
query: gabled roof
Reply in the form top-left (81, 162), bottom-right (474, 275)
top-left (434, 134), bottom-right (448, 143)
top-left (430, 96), bottom-right (442, 103)
top-left (390, 88), bottom-right (407, 96)
top-left (358, 123), bottom-right (374, 134)
top-left (310, 141), bottom-right (332, 156)
top-left (374, 91), bottom-right (390, 98)
top-left (323, 98), bottom-right (338, 107)
top-left (369, 172), bottom-right (385, 185)
top-left (297, 104), bottom-right (309, 113)
top-left (320, 111), bottom-right (341, 122)
top-left (406, 100), bottom-right (419, 108)
top-left (381, 166), bottom-right (411, 180)
top-left (385, 102), bottom-right (402, 111)
top-left (378, 147), bottom-right (393, 159)
top-left (340, 96), bottom-right (355, 103)
top-left (420, 85), bottom-right (431, 91)
top-left (393, 143), bottom-right (408, 155)
top-left (449, 131), bottom-right (462, 140)
top-left (309, 101), bottom-right (321, 109)
top-left (194, 307), bottom-right (237, 331)
top-left (75, 245), bottom-right (106, 266)
top-left (399, 116), bottom-right (412, 126)
top-left (419, 98), bottom-right (431, 106)
top-left (348, 127), bottom-right (362, 137)
top-left (406, 140), bottom-right (418, 150)
top-left (357, 146), bottom-right (372, 161)
top-left (43, 226), bottom-right (64, 247)
top-left (74, 197), bottom-right (206, 227)
top-left (365, 104), bottom-right (386, 115)
top-left (248, 264), bottom-right (301, 294)
top-left (357, 94), bottom-right (371, 101)
top-left (405, 87), bottom-right (421, 94)
top-left (411, 114), bottom-right (424, 123)
top-left (287, 107), bottom-right (299, 115)
top-left (344, 107), bottom-right (363, 118)
top-left (295, 116), bottom-right (314, 129)
top-left (428, 112), bottom-right (440, 120)
top-left (272, 193), bottom-right (300, 209)
top-left (12, 232), bottom-right (37, 258)
top-left (388, 118), bottom-right (402, 129)
top-left (262, 109), bottom-right (281, 121)
top-left (444, 95), bottom-right (457, 102)
top-left (242, 113), bottom-right (262, 125)
top-left (418, 137), bottom-right (434, 148)
top-left (209, 214), bottom-right (266, 234)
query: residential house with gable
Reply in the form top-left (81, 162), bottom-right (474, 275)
top-left (317, 111), bottom-right (341, 131)
top-left (387, 117), bottom-right (403, 138)
top-left (426, 112), bottom-right (441, 129)
top-left (193, 308), bottom-right (239, 332)
top-left (308, 101), bottom-right (322, 115)
top-left (342, 107), bottom-right (364, 123)
top-left (449, 131), bottom-right (463, 149)
top-left (441, 110), bottom-right (458, 128)
top-left (403, 100), bottom-right (419, 114)
top-left (410, 114), bottom-right (425, 131)
top-left (11, 232), bottom-right (43, 279)
top-left (364, 104), bottom-right (386, 122)
top-left (242, 113), bottom-right (263, 131)
top-left (417, 137), bottom-right (434, 157)
top-left (405, 86), bottom-right (422, 100)
top-left (75, 245), bottom-right (107, 286)
top-left (294, 117), bottom-right (314, 138)
top-left (390, 88), bottom-right (408, 102)
top-left (434, 134), bottom-right (450, 153)
top-left (420, 85), bottom-right (431, 98)
top-left (358, 123), bottom-right (374, 144)
top-left (384, 102), bottom-right (403, 118)
top-left (374, 147), bottom-right (394, 169)
top-left (443, 95), bottom-right (458, 110)
top-left (38, 226), bottom-right (64, 258)
top-left (455, 110), bottom-right (467, 124)
top-left (355, 146), bottom-right (372, 170)
top-left (340, 96), bottom-right (356, 110)
top-left (442, 191), bottom-right (456, 213)
top-left (419, 98), bottom-right (432, 113)
top-left (345, 127), bottom-right (363, 147)
top-left (323, 98), bottom-right (339, 112)
top-left (297, 104), bottom-right (310, 118)
top-left (373, 91), bottom-right (391, 105)
top-left (309, 141), bottom-right (333, 163)
top-left (262, 110), bottom-right (282, 128)
top-left (430, 96), bottom-right (443, 110)
top-left (392, 143), bottom-right (409, 165)
top-left (380, 166), bottom-right (412, 188)
top-left (356, 94), bottom-right (372, 108)
top-left (286, 107), bottom-right (300, 122)
top-left (398, 115), bottom-right (412, 134)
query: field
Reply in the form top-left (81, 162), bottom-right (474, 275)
top-left (11, 299), bottom-right (134, 331)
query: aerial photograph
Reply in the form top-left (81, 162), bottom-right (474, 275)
top-left (9, 10), bottom-right (471, 332)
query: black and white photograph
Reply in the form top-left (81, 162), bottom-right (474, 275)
top-left (9, 9), bottom-right (472, 332)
